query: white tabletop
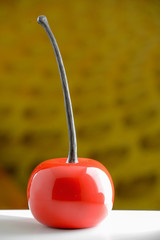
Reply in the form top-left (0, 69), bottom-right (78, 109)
top-left (0, 210), bottom-right (159, 240)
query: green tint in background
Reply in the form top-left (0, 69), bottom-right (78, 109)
top-left (0, 0), bottom-right (160, 209)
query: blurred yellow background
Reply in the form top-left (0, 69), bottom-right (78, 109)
top-left (0, 0), bottom-right (160, 210)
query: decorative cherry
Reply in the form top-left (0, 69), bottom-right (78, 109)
top-left (27, 15), bottom-right (114, 229)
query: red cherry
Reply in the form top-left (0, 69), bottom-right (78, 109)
top-left (27, 15), bottom-right (114, 229)
top-left (27, 158), bottom-right (114, 228)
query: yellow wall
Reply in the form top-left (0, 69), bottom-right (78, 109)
top-left (0, 0), bottom-right (160, 209)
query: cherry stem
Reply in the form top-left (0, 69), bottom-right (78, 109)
top-left (37, 15), bottom-right (78, 163)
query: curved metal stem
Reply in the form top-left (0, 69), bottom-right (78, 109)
top-left (37, 15), bottom-right (78, 163)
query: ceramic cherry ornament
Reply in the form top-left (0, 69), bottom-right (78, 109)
top-left (27, 15), bottom-right (114, 229)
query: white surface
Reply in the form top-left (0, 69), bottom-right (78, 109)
top-left (0, 210), bottom-right (159, 240)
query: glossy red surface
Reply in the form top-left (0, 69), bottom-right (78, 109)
top-left (27, 158), bottom-right (114, 228)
